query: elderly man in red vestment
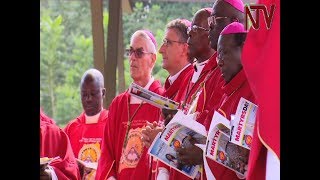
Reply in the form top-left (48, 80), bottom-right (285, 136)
top-left (242, 0), bottom-right (280, 179)
top-left (64, 68), bottom-right (108, 179)
top-left (95, 30), bottom-right (164, 180)
top-left (40, 109), bottom-right (81, 180)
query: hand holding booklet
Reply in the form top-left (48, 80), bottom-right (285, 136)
top-left (148, 110), bottom-right (207, 179)
top-left (129, 83), bottom-right (179, 110)
top-left (230, 97), bottom-right (258, 150)
top-left (76, 159), bottom-right (98, 170)
top-left (204, 97), bottom-right (258, 177)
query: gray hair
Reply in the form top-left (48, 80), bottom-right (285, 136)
top-left (80, 68), bottom-right (104, 88)
top-left (166, 18), bottom-right (191, 42)
top-left (130, 30), bottom-right (157, 54)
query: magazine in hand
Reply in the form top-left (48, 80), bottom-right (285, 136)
top-left (148, 110), bottom-right (207, 179)
top-left (129, 83), bottom-right (179, 110)
top-left (205, 111), bottom-right (250, 176)
top-left (76, 159), bottom-right (98, 170)
top-left (230, 97), bottom-right (258, 150)
top-left (40, 156), bottom-right (60, 169)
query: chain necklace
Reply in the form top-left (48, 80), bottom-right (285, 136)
top-left (122, 99), bottom-right (144, 149)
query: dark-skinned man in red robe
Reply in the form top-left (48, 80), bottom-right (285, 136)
top-left (163, 8), bottom-right (220, 180)
top-left (171, 0), bottom-right (247, 179)
top-left (64, 68), bottom-right (108, 179)
top-left (204, 21), bottom-right (255, 180)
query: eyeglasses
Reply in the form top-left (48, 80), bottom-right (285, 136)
top-left (125, 47), bottom-right (153, 58)
top-left (187, 25), bottom-right (209, 34)
top-left (207, 16), bottom-right (229, 27)
top-left (162, 38), bottom-right (186, 47)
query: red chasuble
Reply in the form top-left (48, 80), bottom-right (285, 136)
top-left (177, 53), bottom-right (219, 115)
top-left (163, 64), bottom-right (194, 101)
top-left (156, 65), bottom-right (194, 179)
top-left (95, 80), bottom-right (164, 180)
top-left (194, 54), bottom-right (224, 131)
top-left (205, 69), bottom-right (255, 180)
top-left (241, 0), bottom-right (280, 179)
top-left (168, 53), bottom-right (223, 180)
top-left (40, 110), bottom-right (81, 180)
top-left (64, 109), bottom-right (108, 179)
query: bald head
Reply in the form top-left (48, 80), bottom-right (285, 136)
top-left (80, 68), bottom-right (104, 88)
top-left (80, 68), bottom-right (105, 116)
top-left (187, 8), bottom-right (214, 62)
top-left (208, 0), bottom-right (245, 50)
top-left (194, 8), bottom-right (212, 24)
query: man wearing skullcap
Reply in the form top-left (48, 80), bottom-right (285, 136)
top-left (205, 21), bottom-right (256, 180)
top-left (95, 29), bottom-right (164, 180)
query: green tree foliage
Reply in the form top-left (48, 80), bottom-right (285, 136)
top-left (41, 1), bottom-right (211, 127)
top-left (41, 0), bottom-right (94, 126)
top-left (122, 2), bottom-right (211, 87)
top-left (40, 12), bottom-right (66, 119)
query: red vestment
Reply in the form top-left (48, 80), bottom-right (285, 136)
top-left (241, 0), bottom-right (280, 179)
top-left (206, 69), bottom-right (255, 180)
top-left (64, 109), bottom-right (109, 179)
top-left (155, 65), bottom-right (193, 178)
top-left (95, 81), bottom-right (164, 180)
top-left (163, 65), bottom-right (194, 101)
top-left (177, 53), bottom-right (219, 115)
top-left (168, 53), bottom-right (224, 180)
top-left (156, 65), bottom-right (194, 179)
top-left (40, 110), bottom-right (81, 180)
top-left (194, 53), bottom-right (224, 131)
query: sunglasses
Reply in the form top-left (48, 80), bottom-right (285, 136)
top-left (187, 25), bottom-right (209, 34)
top-left (125, 47), bottom-right (153, 58)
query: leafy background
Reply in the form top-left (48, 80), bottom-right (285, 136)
top-left (40, 0), bottom-right (211, 127)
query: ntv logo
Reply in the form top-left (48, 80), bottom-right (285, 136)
top-left (245, 4), bottom-right (276, 30)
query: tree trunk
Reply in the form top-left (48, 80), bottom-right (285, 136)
top-left (104, 0), bottom-right (122, 108)
top-left (117, 11), bottom-right (125, 94)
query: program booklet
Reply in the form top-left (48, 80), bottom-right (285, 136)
top-left (129, 83), bottom-right (179, 110)
top-left (230, 97), bottom-right (258, 150)
top-left (148, 110), bottom-right (207, 179)
top-left (205, 111), bottom-right (250, 176)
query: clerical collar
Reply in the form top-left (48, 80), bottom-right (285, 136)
top-left (222, 69), bottom-right (247, 96)
top-left (85, 109), bottom-right (102, 124)
top-left (130, 76), bottom-right (155, 104)
top-left (168, 64), bottom-right (191, 85)
top-left (191, 60), bottom-right (208, 83)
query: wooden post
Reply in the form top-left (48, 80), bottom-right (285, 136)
top-left (105, 0), bottom-right (122, 108)
top-left (90, 0), bottom-right (105, 76)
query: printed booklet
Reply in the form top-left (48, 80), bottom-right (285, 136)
top-left (129, 83), bottom-right (179, 110)
top-left (204, 100), bottom-right (257, 177)
top-left (148, 110), bottom-right (207, 179)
